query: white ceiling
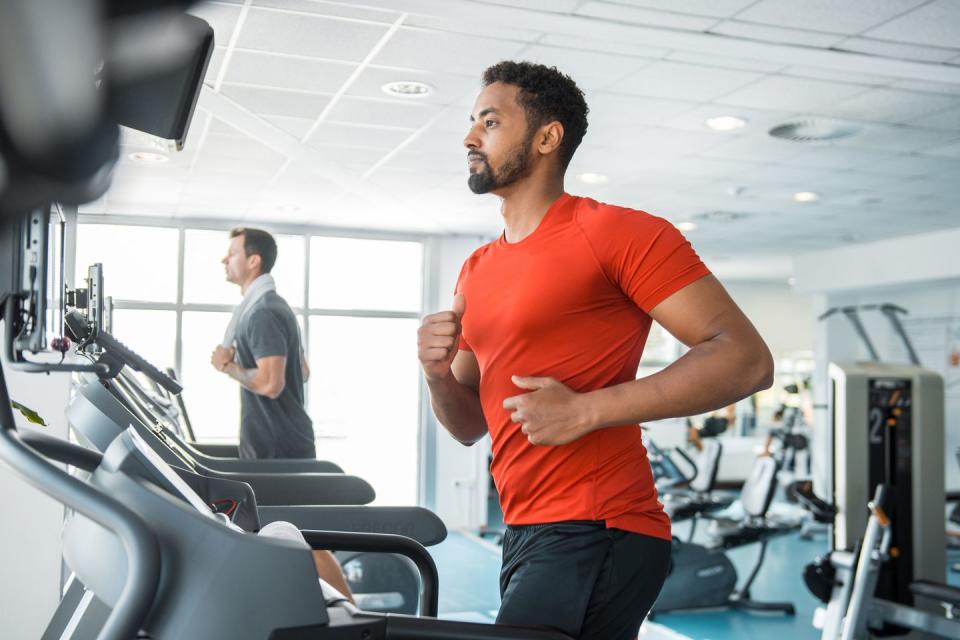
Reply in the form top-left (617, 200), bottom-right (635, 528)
top-left (83, 0), bottom-right (960, 273)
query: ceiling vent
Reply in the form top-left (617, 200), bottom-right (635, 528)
top-left (768, 119), bottom-right (859, 143)
top-left (693, 210), bottom-right (750, 223)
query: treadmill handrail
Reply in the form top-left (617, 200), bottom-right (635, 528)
top-left (300, 529), bottom-right (439, 618)
top-left (0, 364), bottom-right (160, 640)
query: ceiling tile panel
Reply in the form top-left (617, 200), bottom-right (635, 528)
top-left (890, 79), bottom-right (960, 96)
top-left (864, 0), bottom-right (960, 49)
top-left (205, 47), bottom-right (228, 86)
top-left (831, 122), bottom-right (956, 152)
top-left (402, 15), bottom-right (543, 44)
top-left (665, 51), bottom-right (784, 73)
top-left (734, 0), bottom-right (929, 35)
top-left (326, 96), bottom-right (441, 129)
top-left (716, 75), bottom-right (868, 111)
top-left (589, 92), bottom-right (698, 126)
top-left (220, 85), bottom-right (332, 118)
top-left (836, 37), bottom-right (959, 63)
top-left (302, 144), bottom-right (387, 169)
top-left (251, 0), bottom-right (401, 23)
top-left (709, 21), bottom-right (846, 48)
top-left (261, 115), bottom-right (315, 139)
top-left (469, 0), bottom-right (582, 13)
top-left (372, 27), bottom-right (527, 77)
top-left (537, 34), bottom-right (670, 60)
top-left (615, 61), bottom-right (762, 102)
top-left (921, 139), bottom-right (960, 157)
top-left (907, 104), bottom-right (960, 130)
top-left (223, 51), bottom-right (355, 92)
top-left (307, 122), bottom-right (414, 149)
top-left (700, 135), bottom-right (807, 163)
top-left (574, 2), bottom-right (720, 30)
top-left (512, 44), bottom-right (654, 92)
top-left (819, 88), bottom-right (959, 124)
top-left (606, 0), bottom-right (757, 18)
top-left (238, 8), bottom-right (390, 62)
top-left (783, 66), bottom-right (892, 87)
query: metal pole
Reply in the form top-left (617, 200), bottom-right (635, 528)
top-left (878, 305), bottom-right (921, 366)
top-left (841, 307), bottom-right (881, 362)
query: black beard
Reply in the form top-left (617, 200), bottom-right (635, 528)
top-left (467, 137), bottom-right (533, 195)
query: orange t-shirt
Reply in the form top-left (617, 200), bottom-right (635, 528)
top-left (455, 193), bottom-right (711, 541)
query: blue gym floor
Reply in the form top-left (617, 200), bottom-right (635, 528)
top-left (427, 502), bottom-right (960, 640)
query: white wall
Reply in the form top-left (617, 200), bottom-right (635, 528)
top-left (724, 280), bottom-right (813, 361)
top-left (0, 357), bottom-right (72, 637)
top-left (794, 227), bottom-right (960, 294)
top-left (795, 230), bottom-right (960, 493)
top-left (422, 234), bottom-right (492, 530)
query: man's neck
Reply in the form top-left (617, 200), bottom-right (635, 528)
top-left (239, 272), bottom-right (261, 296)
top-left (499, 176), bottom-right (565, 244)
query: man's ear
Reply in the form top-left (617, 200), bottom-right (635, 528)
top-left (536, 121), bottom-right (564, 157)
top-left (248, 253), bottom-right (263, 275)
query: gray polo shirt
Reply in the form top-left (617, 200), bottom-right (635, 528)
top-left (234, 291), bottom-right (315, 459)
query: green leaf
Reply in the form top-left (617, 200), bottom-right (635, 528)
top-left (11, 400), bottom-right (47, 426)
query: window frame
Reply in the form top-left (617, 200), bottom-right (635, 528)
top-left (77, 214), bottom-right (431, 502)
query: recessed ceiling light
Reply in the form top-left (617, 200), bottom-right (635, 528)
top-left (675, 221), bottom-right (697, 232)
top-left (705, 115), bottom-right (748, 131)
top-left (793, 191), bottom-right (819, 203)
top-left (381, 81), bottom-right (434, 97)
top-left (127, 151), bottom-right (169, 163)
top-left (577, 172), bottom-right (609, 185)
top-left (787, 277), bottom-right (797, 286)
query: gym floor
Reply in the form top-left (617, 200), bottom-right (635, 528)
top-left (429, 499), bottom-right (960, 640)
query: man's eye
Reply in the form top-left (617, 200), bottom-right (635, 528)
top-left (485, 120), bottom-right (497, 127)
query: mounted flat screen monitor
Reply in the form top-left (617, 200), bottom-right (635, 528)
top-left (0, 206), bottom-right (67, 356)
top-left (108, 14), bottom-right (214, 150)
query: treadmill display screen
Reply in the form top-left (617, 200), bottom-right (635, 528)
top-left (125, 426), bottom-right (216, 519)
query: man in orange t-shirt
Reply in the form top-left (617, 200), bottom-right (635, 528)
top-left (417, 61), bottom-right (774, 640)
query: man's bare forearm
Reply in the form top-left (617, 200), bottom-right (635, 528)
top-left (426, 374), bottom-right (488, 445)
top-left (585, 335), bottom-right (773, 430)
top-left (223, 362), bottom-right (259, 392)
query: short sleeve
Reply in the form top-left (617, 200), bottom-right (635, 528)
top-left (454, 260), bottom-right (473, 353)
top-left (246, 307), bottom-right (288, 360)
top-left (577, 206), bottom-right (711, 314)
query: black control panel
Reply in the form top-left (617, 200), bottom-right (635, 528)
top-left (868, 377), bottom-right (913, 607)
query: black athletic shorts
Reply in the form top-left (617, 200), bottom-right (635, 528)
top-left (497, 520), bottom-right (671, 640)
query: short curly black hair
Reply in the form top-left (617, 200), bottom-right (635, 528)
top-left (482, 61), bottom-right (588, 170)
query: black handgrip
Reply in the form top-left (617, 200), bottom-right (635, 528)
top-left (95, 330), bottom-right (182, 394)
top-left (65, 308), bottom-right (182, 394)
top-left (301, 529), bottom-right (439, 618)
top-left (19, 429), bottom-right (103, 471)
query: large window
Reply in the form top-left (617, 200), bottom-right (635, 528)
top-left (76, 220), bottom-right (424, 505)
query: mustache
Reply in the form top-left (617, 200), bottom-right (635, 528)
top-left (467, 151), bottom-right (487, 163)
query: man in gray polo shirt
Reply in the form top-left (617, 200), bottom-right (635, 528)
top-left (211, 227), bottom-right (315, 459)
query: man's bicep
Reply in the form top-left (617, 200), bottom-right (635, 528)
top-left (451, 350), bottom-right (481, 392)
top-left (255, 355), bottom-right (287, 381)
top-left (648, 275), bottom-right (753, 347)
top-left (248, 309), bottom-right (288, 359)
